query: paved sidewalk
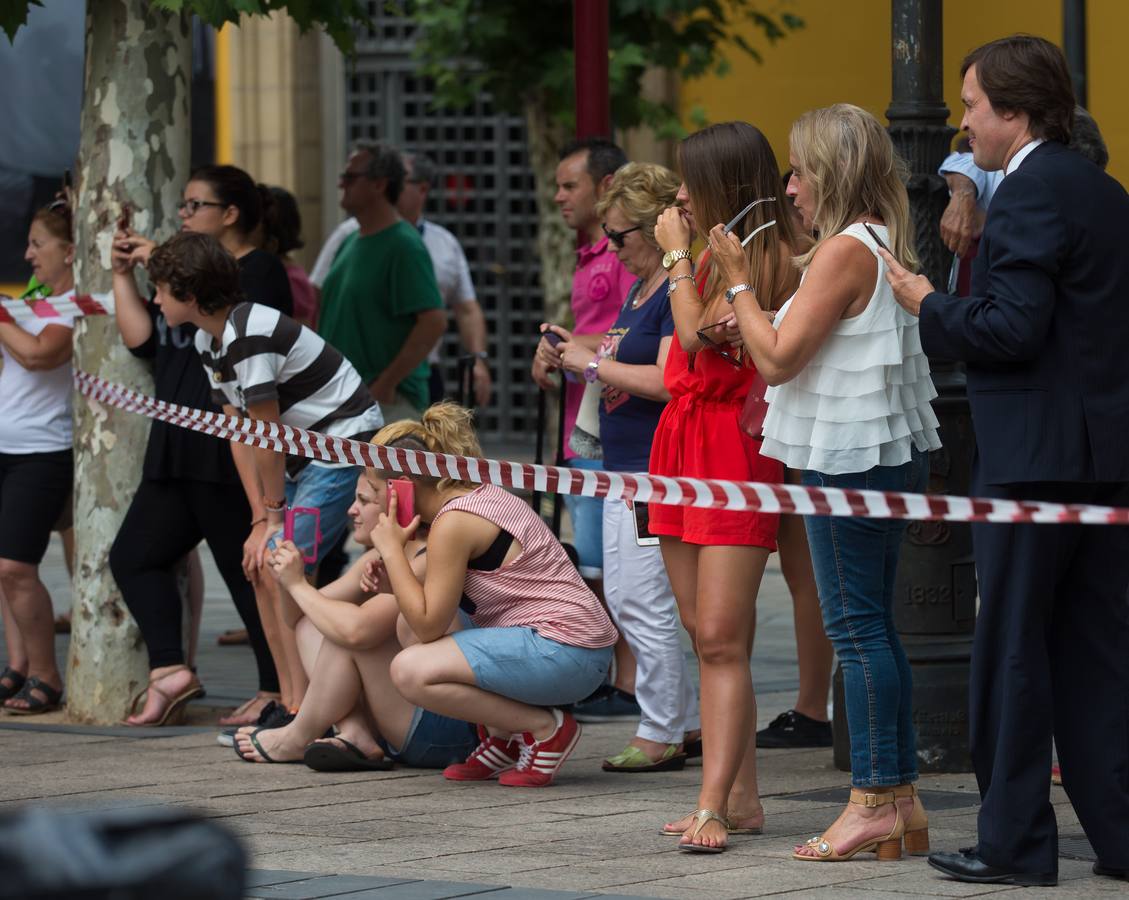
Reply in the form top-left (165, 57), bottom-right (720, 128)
top-left (0, 538), bottom-right (1112, 898)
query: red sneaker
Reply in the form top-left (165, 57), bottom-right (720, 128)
top-left (443, 725), bottom-right (521, 781)
top-left (498, 709), bottom-right (581, 788)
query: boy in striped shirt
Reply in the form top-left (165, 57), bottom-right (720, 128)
top-left (148, 232), bottom-right (383, 651)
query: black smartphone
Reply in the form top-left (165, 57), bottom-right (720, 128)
top-left (542, 329), bottom-right (564, 348)
top-left (863, 222), bottom-right (891, 254)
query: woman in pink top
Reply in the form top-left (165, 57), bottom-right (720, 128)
top-left (372, 403), bottom-right (618, 787)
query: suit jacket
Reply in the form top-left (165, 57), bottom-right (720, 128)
top-left (919, 141), bottom-right (1129, 485)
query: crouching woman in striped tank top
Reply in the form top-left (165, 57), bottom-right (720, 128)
top-left (371, 402), bottom-right (619, 787)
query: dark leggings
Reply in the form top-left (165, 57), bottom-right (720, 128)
top-left (110, 478), bottom-right (279, 692)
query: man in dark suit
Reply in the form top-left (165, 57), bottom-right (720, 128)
top-left (880, 35), bottom-right (1129, 887)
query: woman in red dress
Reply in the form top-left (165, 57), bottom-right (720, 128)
top-left (651, 122), bottom-right (805, 853)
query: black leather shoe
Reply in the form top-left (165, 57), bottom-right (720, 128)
top-left (1093, 862), bottom-right (1129, 880)
top-left (928, 850), bottom-right (1057, 886)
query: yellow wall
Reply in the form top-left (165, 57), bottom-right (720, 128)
top-left (681, 0), bottom-right (1127, 186)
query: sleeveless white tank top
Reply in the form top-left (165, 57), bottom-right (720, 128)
top-left (761, 223), bottom-right (942, 475)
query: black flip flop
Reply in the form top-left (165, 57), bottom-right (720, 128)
top-left (303, 737), bottom-right (395, 772)
top-left (233, 727), bottom-right (299, 764)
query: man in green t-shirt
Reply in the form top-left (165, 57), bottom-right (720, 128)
top-left (319, 141), bottom-right (445, 420)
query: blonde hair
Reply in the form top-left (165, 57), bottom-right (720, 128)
top-left (678, 121), bottom-right (802, 310)
top-left (789, 104), bottom-right (919, 271)
top-left (367, 401), bottom-right (483, 492)
top-left (595, 162), bottom-right (681, 250)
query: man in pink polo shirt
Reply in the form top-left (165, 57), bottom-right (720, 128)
top-left (532, 137), bottom-right (640, 722)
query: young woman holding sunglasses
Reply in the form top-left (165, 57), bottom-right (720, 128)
top-left (649, 122), bottom-right (805, 854)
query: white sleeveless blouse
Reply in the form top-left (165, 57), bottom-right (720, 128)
top-left (761, 223), bottom-right (942, 475)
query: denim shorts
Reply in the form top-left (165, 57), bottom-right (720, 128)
top-left (379, 707), bottom-right (478, 769)
top-left (562, 458), bottom-right (604, 578)
top-left (267, 462), bottom-right (359, 573)
top-left (452, 625), bottom-right (612, 708)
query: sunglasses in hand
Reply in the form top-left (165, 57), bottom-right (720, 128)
top-left (696, 319), bottom-right (744, 368)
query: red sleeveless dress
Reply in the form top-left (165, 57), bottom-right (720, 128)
top-left (648, 267), bottom-right (783, 548)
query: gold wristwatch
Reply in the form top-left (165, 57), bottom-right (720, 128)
top-left (662, 248), bottom-right (692, 270)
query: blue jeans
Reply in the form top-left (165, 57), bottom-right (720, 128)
top-left (380, 707), bottom-right (478, 769)
top-left (268, 462), bottom-right (359, 573)
top-left (801, 448), bottom-right (928, 788)
top-left (452, 625), bottom-right (612, 708)
top-left (562, 458), bottom-right (604, 579)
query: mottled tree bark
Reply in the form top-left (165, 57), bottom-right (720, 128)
top-left (524, 95), bottom-right (573, 329)
top-left (66, 1), bottom-right (191, 723)
top-left (523, 95), bottom-right (574, 467)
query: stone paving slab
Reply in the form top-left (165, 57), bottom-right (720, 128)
top-left (246, 870), bottom-right (330, 888)
top-left (249, 873), bottom-right (421, 898)
top-left (469, 889), bottom-right (595, 900)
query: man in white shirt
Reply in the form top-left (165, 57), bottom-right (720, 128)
top-left (398, 152), bottom-right (491, 408)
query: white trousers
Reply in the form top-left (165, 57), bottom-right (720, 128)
top-left (602, 497), bottom-right (700, 743)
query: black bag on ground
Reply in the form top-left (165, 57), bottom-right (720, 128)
top-left (0, 806), bottom-right (245, 899)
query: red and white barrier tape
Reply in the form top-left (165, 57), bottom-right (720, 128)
top-left (75, 370), bottom-right (1129, 525)
top-left (0, 293), bottom-right (111, 325)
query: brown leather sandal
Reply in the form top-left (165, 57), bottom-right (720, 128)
top-left (123, 666), bottom-right (204, 726)
top-left (892, 783), bottom-right (929, 855)
top-left (793, 788), bottom-right (904, 862)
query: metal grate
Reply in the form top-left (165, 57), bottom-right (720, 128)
top-left (1058, 834), bottom-right (1097, 862)
top-left (344, 3), bottom-right (543, 444)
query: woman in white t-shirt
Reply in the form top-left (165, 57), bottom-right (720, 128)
top-left (0, 200), bottom-right (77, 715)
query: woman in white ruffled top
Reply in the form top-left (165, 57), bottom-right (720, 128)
top-left (709, 103), bottom-right (941, 864)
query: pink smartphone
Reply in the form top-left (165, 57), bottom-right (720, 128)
top-left (388, 478), bottom-right (415, 528)
top-left (283, 506), bottom-right (321, 564)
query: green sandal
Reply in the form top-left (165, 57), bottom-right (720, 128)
top-left (602, 743), bottom-right (687, 772)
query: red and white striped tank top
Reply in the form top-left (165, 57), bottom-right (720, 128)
top-left (433, 484), bottom-right (618, 649)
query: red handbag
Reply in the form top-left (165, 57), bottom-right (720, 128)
top-left (739, 371), bottom-right (769, 440)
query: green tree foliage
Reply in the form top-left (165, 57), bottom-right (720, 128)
top-left (0, 0), bottom-right (370, 52)
top-left (401, 0), bottom-right (804, 138)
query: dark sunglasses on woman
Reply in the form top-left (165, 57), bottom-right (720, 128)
top-left (601, 222), bottom-right (641, 249)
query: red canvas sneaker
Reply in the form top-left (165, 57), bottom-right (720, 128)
top-left (443, 725), bottom-right (521, 781)
top-left (498, 709), bottom-right (581, 788)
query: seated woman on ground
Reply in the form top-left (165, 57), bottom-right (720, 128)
top-left (233, 453), bottom-right (478, 771)
top-left (371, 404), bottom-right (619, 788)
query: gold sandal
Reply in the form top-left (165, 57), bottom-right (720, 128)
top-left (892, 783), bottom-right (929, 855)
top-left (793, 789), bottom-right (904, 862)
top-left (661, 810), bottom-right (763, 836)
top-left (677, 809), bottom-right (728, 854)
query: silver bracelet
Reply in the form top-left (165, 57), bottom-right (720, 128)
top-left (669, 273), bottom-right (695, 291)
